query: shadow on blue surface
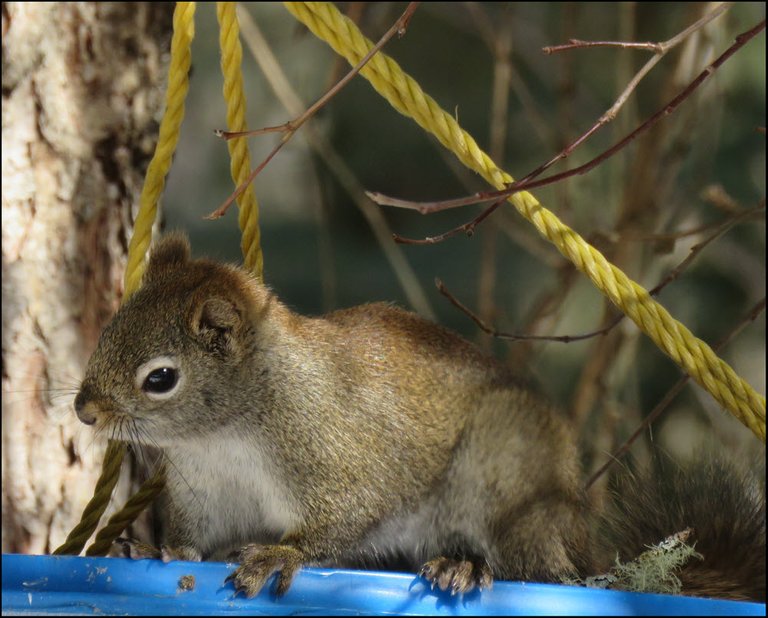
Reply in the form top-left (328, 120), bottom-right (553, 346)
top-left (2, 554), bottom-right (765, 616)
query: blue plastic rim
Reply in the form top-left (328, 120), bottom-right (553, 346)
top-left (2, 553), bottom-right (765, 616)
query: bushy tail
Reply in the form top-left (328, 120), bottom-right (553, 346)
top-left (595, 454), bottom-right (765, 602)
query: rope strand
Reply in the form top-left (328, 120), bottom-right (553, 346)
top-left (217, 2), bottom-right (264, 279)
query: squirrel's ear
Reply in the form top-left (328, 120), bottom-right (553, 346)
top-left (191, 296), bottom-right (243, 357)
top-left (144, 232), bottom-right (191, 283)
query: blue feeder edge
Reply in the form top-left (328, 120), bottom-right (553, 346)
top-left (2, 553), bottom-right (765, 616)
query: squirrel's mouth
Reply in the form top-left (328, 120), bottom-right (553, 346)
top-left (88, 412), bottom-right (154, 447)
top-left (73, 394), bottom-right (159, 447)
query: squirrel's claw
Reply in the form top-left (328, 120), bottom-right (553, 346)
top-left (227, 543), bottom-right (304, 598)
top-left (110, 537), bottom-right (162, 560)
top-left (420, 556), bottom-right (493, 595)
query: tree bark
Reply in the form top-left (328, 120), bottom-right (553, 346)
top-left (2, 2), bottom-right (173, 554)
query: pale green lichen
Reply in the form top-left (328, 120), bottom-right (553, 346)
top-left (582, 528), bottom-right (703, 595)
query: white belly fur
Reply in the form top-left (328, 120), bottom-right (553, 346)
top-left (165, 431), bottom-right (301, 557)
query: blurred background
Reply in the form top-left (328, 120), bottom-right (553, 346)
top-left (2, 0), bottom-right (764, 559)
top-left (163, 3), bottom-right (765, 472)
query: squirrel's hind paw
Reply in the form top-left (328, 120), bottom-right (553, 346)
top-left (420, 556), bottom-right (493, 595)
top-left (227, 543), bottom-right (303, 598)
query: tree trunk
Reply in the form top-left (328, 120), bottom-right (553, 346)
top-left (2, 2), bottom-right (173, 554)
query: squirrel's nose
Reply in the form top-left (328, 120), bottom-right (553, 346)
top-left (74, 391), bottom-right (96, 425)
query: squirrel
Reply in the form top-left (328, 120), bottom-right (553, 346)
top-left (74, 232), bottom-right (764, 602)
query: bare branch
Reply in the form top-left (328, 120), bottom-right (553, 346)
top-left (371, 17), bottom-right (764, 246)
top-left (544, 39), bottom-right (664, 54)
top-left (437, 278), bottom-right (620, 343)
top-left (646, 203), bottom-right (766, 297)
top-left (234, 3), bottom-right (435, 320)
top-left (206, 2), bottom-right (421, 220)
top-left (530, 3), bottom-right (731, 181)
top-left (613, 208), bottom-right (764, 242)
top-left (435, 202), bottom-right (765, 343)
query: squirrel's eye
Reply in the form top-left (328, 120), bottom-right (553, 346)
top-left (135, 356), bottom-right (182, 400)
top-left (143, 367), bottom-right (178, 393)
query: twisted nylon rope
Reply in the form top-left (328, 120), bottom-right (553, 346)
top-left (284, 2), bottom-right (765, 441)
top-left (52, 441), bottom-right (125, 555)
top-left (85, 466), bottom-right (168, 556)
top-left (124, 2), bottom-right (197, 298)
top-left (217, 2), bottom-right (264, 280)
top-left (55, 2), bottom-right (196, 557)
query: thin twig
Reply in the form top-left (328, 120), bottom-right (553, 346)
top-left (234, 4), bottom-right (435, 320)
top-left (613, 208), bottom-right (764, 242)
top-left (585, 296), bottom-right (767, 490)
top-left (530, 4), bottom-right (732, 180)
top-left (437, 277), bottom-right (620, 343)
top-left (373, 4), bottom-right (735, 215)
top-left (206, 2), bottom-right (421, 220)
top-left (435, 202), bottom-right (765, 343)
top-left (544, 39), bottom-right (665, 54)
top-left (646, 203), bottom-right (765, 297)
top-left (370, 17), bottom-right (764, 245)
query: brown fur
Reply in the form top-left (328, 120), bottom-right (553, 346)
top-left (76, 233), bottom-right (763, 601)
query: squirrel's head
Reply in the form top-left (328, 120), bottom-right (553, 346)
top-left (74, 233), bottom-right (275, 446)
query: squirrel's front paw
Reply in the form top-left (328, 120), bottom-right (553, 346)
top-left (420, 556), bottom-right (493, 595)
top-left (226, 544), bottom-right (304, 598)
top-left (110, 537), bottom-right (162, 560)
top-left (110, 537), bottom-right (201, 562)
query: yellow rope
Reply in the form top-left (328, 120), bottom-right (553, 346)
top-left (283, 2), bottom-right (765, 441)
top-left (85, 465), bottom-right (167, 556)
top-left (52, 441), bottom-right (125, 555)
top-left (124, 2), bottom-right (196, 298)
top-left (54, 2), bottom-right (196, 556)
top-left (216, 2), bottom-right (264, 280)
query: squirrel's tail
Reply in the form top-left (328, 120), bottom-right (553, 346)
top-left (595, 453), bottom-right (765, 602)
